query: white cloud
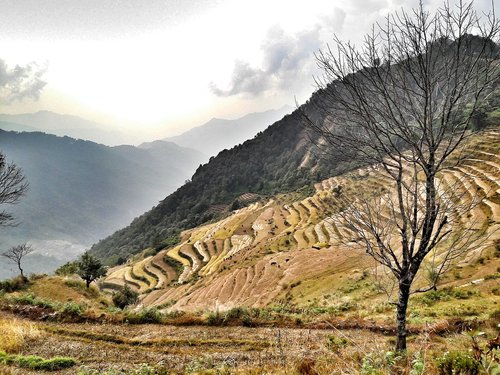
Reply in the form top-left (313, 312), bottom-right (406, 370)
top-left (0, 59), bottom-right (47, 104)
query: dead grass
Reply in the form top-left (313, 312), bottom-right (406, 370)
top-left (0, 316), bottom-right (40, 353)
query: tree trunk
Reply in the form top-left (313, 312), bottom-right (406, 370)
top-left (18, 262), bottom-right (24, 280)
top-left (86, 279), bottom-right (91, 289)
top-left (396, 281), bottom-right (411, 352)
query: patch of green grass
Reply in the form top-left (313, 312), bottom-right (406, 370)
top-left (0, 351), bottom-right (76, 371)
top-left (417, 287), bottom-right (479, 307)
top-left (3, 293), bottom-right (87, 318)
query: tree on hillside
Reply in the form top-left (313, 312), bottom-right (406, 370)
top-left (303, 1), bottom-right (499, 351)
top-left (0, 152), bottom-right (28, 227)
top-left (1, 243), bottom-right (34, 279)
top-left (77, 252), bottom-right (106, 288)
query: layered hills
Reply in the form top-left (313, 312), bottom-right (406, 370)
top-left (164, 106), bottom-right (293, 156)
top-left (0, 111), bottom-right (134, 146)
top-left (0, 131), bottom-right (205, 278)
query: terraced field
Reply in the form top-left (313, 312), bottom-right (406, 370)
top-left (101, 130), bottom-right (500, 312)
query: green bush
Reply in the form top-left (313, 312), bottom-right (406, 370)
top-left (60, 301), bottom-right (85, 317)
top-left (206, 311), bottom-right (224, 326)
top-left (112, 285), bottom-right (139, 309)
top-left (55, 261), bottom-right (79, 276)
top-left (436, 351), bottom-right (480, 375)
top-left (420, 287), bottom-right (477, 306)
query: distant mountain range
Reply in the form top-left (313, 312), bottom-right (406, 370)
top-left (0, 111), bottom-right (133, 146)
top-left (164, 106), bottom-right (293, 157)
top-left (0, 130), bottom-right (205, 279)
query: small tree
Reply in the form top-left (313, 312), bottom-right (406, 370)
top-left (76, 252), bottom-right (106, 288)
top-left (303, 1), bottom-right (499, 351)
top-left (0, 152), bottom-right (28, 227)
top-left (112, 284), bottom-right (139, 309)
top-left (1, 243), bottom-right (34, 279)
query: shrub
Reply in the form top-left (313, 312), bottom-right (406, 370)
top-left (326, 335), bottom-right (350, 351)
top-left (436, 351), bottom-right (480, 375)
top-left (127, 307), bottom-right (162, 324)
top-left (55, 261), bottom-right (78, 276)
top-left (0, 276), bottom-right (28, 293)
top-left (420, 287), bottom-right (477, 306)
top-left (206, 311), bottom-right (223, 326)
top-left (60, 302), bottom-right (85, 317)
top-left (10, 294), bottom-right (55, 309)
top-left (112, 285), bottom-right (139, 309)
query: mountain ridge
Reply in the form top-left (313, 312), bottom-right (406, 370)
top-left (163, 106), bottom-right (293, 156)
top-left (0, 111), bottom-right (134, 146)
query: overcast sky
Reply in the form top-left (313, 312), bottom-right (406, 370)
top-left (0, 0), bottom-right (494, 140)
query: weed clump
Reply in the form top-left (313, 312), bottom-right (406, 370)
top-left (297, 357), bottom-right (317, 375)
top-left (0, 318), bottom-right (39, 353)
top-left (436, 351), bottom-right (480, 375)
top-left (326, 335), bottom-right (350, 352)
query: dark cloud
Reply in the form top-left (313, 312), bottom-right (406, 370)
top-left (210, 25), bottom-right (321, 97)
top-left (0, 59), bottom-right (47, 104)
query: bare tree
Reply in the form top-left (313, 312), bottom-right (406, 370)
top-left (302, 1), bottom-right (499, 351)
top-left (0, 152), bottom-right (28, 227)
top-left (2, 243), bottom-right (34, 279)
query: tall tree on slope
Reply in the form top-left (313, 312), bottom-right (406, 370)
top-left (303, 1), bottom-right (499, 351)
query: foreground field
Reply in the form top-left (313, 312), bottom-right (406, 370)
top-left (0, 310), bottom-right (498, 374)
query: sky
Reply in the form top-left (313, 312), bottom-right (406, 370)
top-left (0, 0), bottom-right (494, 141)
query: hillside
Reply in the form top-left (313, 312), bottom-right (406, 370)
top-left (90, 89), bottom-right (366, 262)
top-left (101, 129), bottom-right (499, 313)
top-left (164, 106), bottom-right (293, 157)
top-left (0, 131), bottom-right (205, 278)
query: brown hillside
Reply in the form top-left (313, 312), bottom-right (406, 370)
top-left (101, 129), bottom-right (500, 312)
